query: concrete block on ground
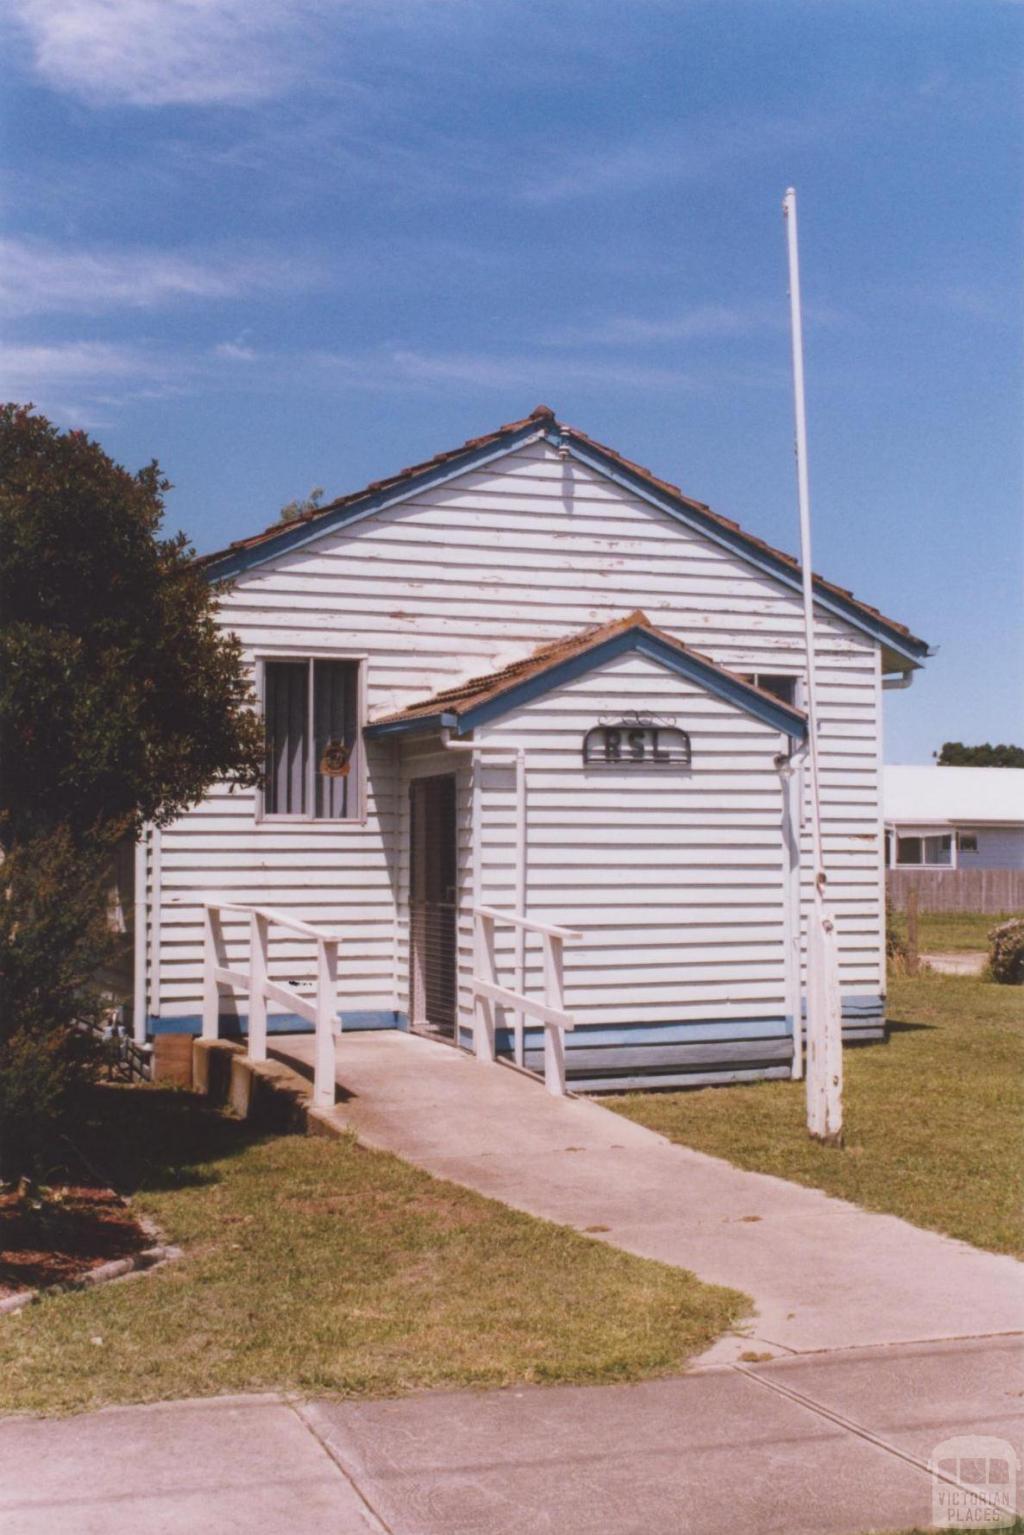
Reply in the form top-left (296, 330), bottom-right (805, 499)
top-left (152, 1033), bottom-right (194, 1088)
top-left (193, 1038), bottom-right (244, 1104)
top-left (228, 1054), bottom-right (311, 1133)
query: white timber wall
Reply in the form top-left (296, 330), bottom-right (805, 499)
top-left (151, 436), bottom-right (885, 1022)
top-left (464, 649), bottom-right (791, 1032)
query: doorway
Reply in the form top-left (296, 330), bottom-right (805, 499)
top-left (409, 774), bottom-right (457, 1039)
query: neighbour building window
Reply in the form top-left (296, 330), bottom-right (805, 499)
top-left (896, 834), bottom-right (952, 866)
top-left (957, 833), bottom-right (978, 854)
top-left (263, 658), bottom-right (361, 819)
top-left (743, 673), bottom-right (797, 706)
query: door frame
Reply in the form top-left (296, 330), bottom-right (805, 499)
top-left (408, 771), bottom-right (458, 1041)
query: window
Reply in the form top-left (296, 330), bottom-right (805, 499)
top-left (742, 673), bottom-right (797, 706)
top-left (896, 834), bottom-right (952, 866)
top-left (957, 832), bottom-right (978, 854)
top-left (263, 658), bottom-right (361, 819)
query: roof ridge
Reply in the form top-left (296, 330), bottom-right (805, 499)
top-left (199, 407), bottom-right (927, 659)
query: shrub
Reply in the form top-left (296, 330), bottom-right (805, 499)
top-left (0, 828), bottom-right (115, 1181)
top-left (988, 918), bottom-right (1024, 986)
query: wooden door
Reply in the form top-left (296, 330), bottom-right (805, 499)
top-left (409, 775), bottom-right (457, 1038)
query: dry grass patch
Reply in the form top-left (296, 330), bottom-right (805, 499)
top-left (0, 1083), bottom-right (744, 1416)
top-left (608, 972), bottom-right (1023, 1257)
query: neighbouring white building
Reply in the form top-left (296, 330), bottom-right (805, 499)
top-left (884, 766), bottom-right (1024, 870)
top-left (131, 406), bottom-right (930, 1091)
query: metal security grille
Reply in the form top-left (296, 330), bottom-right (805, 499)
top-left (409, 775), bottom-right (457, 1038)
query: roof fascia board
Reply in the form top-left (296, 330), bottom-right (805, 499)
top-left (453, 629), bottom-right (807, 740)
top-left (548, 430), bottom-right (927, 667)
top-left (364, 710), bottom-right (459, 740)
top-left (204, 423), bottom-right (548, 583)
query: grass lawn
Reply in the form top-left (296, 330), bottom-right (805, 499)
top-left (917, 910), bottom-right (1015, 953)
top-left (608, 972), bottom-right (1023, 1257)
top-left (0, 1085), bottom-right (744, 1417)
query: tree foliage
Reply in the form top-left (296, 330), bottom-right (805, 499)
top-left (936, 742), bottom-right (1024, 768)
top-left (0, 404), bottom-right (265, 847)
top-left (0, 829), bottom-right (115, 1179)
top-left (0, 405), bottom-right (267, 1179)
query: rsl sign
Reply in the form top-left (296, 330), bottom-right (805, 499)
top-left (582, 717), bottom-right (692, 767)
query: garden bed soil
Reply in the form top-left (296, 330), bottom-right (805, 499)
top-left (0, 1184), bottom-right (150, 1298)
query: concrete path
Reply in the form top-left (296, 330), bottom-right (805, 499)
top-left (2, 1336), bottom-right (1021, 1534)
top-left (276, 1031), bottom-right (1023, 1362)
top-left (923, 951), bottom-right (988, 976)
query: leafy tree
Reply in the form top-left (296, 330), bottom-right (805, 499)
top-left (278, 484), bottom-right (325, 524)
top-left (935, 742), bottom-right (1024, 768)
top-left (0, 405), bottom-right (265, 1180)
top-left (0, 404), bottom-right (265, 845)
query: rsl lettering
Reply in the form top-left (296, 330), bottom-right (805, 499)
top-left (582, 722), bottom-right (692, 767)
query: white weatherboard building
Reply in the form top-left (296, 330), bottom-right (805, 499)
top-left (133, 407), bottom-right (930, 1092)
top-left (884, 766), bottom-right (1024, 870)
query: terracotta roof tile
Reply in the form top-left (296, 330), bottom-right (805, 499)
top-left (369, 611), bottom-right (807, 729)
top-left (200, 405), bottom-right (926, 655)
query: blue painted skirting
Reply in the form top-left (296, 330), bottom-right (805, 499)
top-left (148, 1010), bottom-right (408, 1038)
top-left (454, 994), bottom-right (886, 1092)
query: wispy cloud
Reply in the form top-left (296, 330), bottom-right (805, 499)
top-left (540, 299), bottom-right (847, 349)
top-left (312, 346), bottom-right (699, 393)
top-left (212, 339), bottom-right (259, 362)
top-left (0, 339), bottom-right (191, 424)
top-left (541, 304), bottom-right (779, 348)
top-left (6, 0), bottom-right (315, 107)
top-left (0, 237), bottom-right (318, 318)
top-left (518, 105), bottom-right (853, 205)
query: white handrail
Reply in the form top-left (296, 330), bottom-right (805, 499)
top-left (471, 905), bottom-right (582, 943)
top-left (202, 901), bottom-right (339, 1108)
top-left (471, 907), bottom-right (579, 1096)
top-left (204, 901), bottom-right (343, 946)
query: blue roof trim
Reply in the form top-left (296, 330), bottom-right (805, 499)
top-left (364, 710), bottom-right (459, 739)
top-left (202, 422), bottom-right (548, 583)
top-left (367, 628), bottom-right (807, 741)
top-left (548, 431), bottom-right (928, 666)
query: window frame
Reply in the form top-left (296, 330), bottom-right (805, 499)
top-left (255, 651), bottom-right (367, 825)
top-left (895, 832), bottom-right (953, 867)
top-left (742, 672), bottom-right (800, 707)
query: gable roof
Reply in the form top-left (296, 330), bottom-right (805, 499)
top-left (364, 610), bottom-right (808, 741)
top-left (201, 404), bottom-right (929, 668)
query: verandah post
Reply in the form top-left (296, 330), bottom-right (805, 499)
top-left (248, 911), bottom-right (269, 1063)
top-left (201, 904), bottom-right (220, 1041)
top-left (542, 933), bottom-right (567, 1096)
top-left (473, 911), bottom-right (497, 1063)
top-left (313, 936), bottom-right (339, 1108)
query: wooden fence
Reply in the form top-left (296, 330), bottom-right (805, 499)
top-left (887, 868), bottom-right (1024, 914)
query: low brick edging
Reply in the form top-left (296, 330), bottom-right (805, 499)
top-left (0, 1214), bottom-right (183, 1317)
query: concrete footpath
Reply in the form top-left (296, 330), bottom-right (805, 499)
top-left (1, 1335), bottom-right (1021, 1534)
top-left (279, 1031), bottom-right (1023, 1362)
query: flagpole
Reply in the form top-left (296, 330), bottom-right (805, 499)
top-left (783, 186), bottom-right (843, 1144)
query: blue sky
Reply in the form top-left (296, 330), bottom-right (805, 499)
top-left (2, 0), bottom-right (1020, 762)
